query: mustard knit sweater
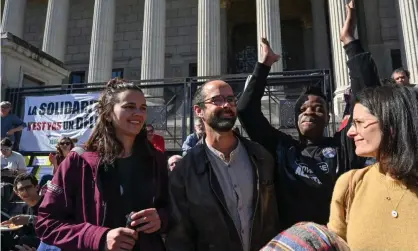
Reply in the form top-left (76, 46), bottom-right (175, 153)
top-left (328, 164), bottom-right (418, 251)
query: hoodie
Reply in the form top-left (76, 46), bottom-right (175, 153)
top-left (237, 40), bottom-right (381, 230)
top-left (35, 139), bottom-right (169, 251)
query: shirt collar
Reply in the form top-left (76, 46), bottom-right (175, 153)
top-left (205, 137), bottom-right (241, 164)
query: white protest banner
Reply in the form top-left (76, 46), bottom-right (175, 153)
top-left (19, 93), bottom-right (100, 152)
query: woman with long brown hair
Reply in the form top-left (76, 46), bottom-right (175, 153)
top-left (48, 137), bottom-right (75, 174)
top-left (36, 79), bottom-right (169, 251)
top-left (328, 85), bottom-right (418, 250)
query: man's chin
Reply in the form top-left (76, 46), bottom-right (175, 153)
top-left (299, 126), bottom-right (319, 136)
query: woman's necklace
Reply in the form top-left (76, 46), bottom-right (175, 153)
top-left (384, 182), bottom-right (408, 218)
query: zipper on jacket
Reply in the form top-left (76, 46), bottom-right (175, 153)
top-left (209, 167), bottom-right (244, 251)
top-left (248, 156), bottom-right (260, 250)
top-left (95, 157), bottom-right (108, 227)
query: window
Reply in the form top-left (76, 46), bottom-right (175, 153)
top-left (390, 49), bottom-right (402, 70)
top-left (70, 71), bottom-right (85, 84)
top-left (189, 63), bottom-right (197, 77)
top-left (112, 68), bottom-right (124, 78)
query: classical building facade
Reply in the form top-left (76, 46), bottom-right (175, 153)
top-left (1, 0), bottom-right (417, 114)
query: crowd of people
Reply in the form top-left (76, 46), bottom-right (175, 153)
top-left (1, 2), bottom-right (417, 251)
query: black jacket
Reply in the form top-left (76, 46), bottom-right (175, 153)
top-left (166, 135), bottom-right (279, 251)
top-left (237, 40), bottom-right (381, 230)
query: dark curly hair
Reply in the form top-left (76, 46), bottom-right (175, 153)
top-left (355, 85), bottom-right (418, 186)
top-left (84, 78), bottom-right (151, 164)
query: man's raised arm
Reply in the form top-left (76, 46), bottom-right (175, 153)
top-left (237, 38), bottom-right (292, 154)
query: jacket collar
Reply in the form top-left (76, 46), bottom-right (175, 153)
top-left (193, 133), bottom-right (263, 175)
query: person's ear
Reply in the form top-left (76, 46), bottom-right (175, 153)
top-left (193, 105), bottom-right (204, 119)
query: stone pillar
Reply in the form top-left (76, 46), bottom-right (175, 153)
top-left (220, 5), bottom-right (228, 74)
top-left (256, 0), bottom-right (283, 72)
top-left (1, 0), bottom-right (27, 38)
top-left (141, 0), bottom-right (166, 99)
top-left (328, 0), bottom-right (349, 115)
top-left (197, 0), bottom-right (221, 77)
top-left (87, 0), bottom-right (115, 83)
top-left (398, 0), bottom-right (418, 84)
top-left (311, 0), bottom-right (331, 69)
top-left (42, 0), bottom-right (70, 61)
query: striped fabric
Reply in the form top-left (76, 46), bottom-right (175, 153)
top-left (260, 222), bottom-right (350, 251)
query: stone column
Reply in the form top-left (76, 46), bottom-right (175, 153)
top-left (398, 0), bottom-right (418, 84)
top-left (141, 0), bottom-right (166, 99)
top-left (328, 0), bottom-right (349, 115)
top-left (311, 0), bottom-right (331, 69)
top-left (197, 0), bottom-right (221, 77)
top-left (42, 0), bottom-right (70, 61)
top-left (1, 0), bottom-right (27, 38)
top-left (220, 5), bottom-right (228, 74)
top-left (256, 0), bottom-right (283, 72)
top-left (87, 0), bottom-right (115, 83)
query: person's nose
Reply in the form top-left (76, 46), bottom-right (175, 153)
top-left (222, 100), bottom-right (232, 108)
top-left (304, 107), bottom-right (315, 115)
top-left (132, 108), bottom-right (146, 116)
top-left (347, 124), bottom-right (357, 138)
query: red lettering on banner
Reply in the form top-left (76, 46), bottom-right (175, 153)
top-left (26, 122), bottom-right (63, 131)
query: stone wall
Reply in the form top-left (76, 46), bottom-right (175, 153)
top-left (21, 0), bottom-right (198, 80)
top-left (379, 0), bottom-right (400, 43)
top-left (20, 0), bottom-right (401, 81)
top-left (23, 0), bottom-right (46, 49)
top-left (112, 0), bottom-right (145, 79)
top-left (165, 0), bottom-right (198, 78)
top-left (64, 0), bottom-right (94, 71)
top-left (362, 0), bottom-right (401, 79)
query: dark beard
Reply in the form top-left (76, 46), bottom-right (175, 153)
top-left (206, 113), bottom-right (237, 132)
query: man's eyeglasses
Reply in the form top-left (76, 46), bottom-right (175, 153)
top-left (60, 142), bottom-right (71, 146)
top-left (1, 147), bottom-right (12, 152)
top-left (200, 95), bottom-right (237, 107)
top-left (16, 185), bottom-right (35, 193)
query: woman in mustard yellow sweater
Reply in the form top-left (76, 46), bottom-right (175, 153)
top-left (328, 85), bottom-right (418, 250)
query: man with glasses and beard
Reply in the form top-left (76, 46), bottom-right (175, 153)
top-left (166, 80), bottom-right (279, 251)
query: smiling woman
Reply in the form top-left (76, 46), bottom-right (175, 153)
top-left (328, 85), bottom-right (418, 250)
top-left (35, 79), bottom-right (169, 251)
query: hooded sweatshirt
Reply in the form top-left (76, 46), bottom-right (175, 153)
top-left (237, 40), bottom-right (381, 230)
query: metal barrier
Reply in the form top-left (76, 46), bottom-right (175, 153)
top-left (4, 68), bottom-right (334, 155)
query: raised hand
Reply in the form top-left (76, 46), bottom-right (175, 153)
top-left (340, 0), bottom-right (357, 45)
top-left (260, 38), bottom-right (280, 67)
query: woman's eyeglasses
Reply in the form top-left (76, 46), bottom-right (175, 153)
top-left (60, 142), bottom-right (71, 146)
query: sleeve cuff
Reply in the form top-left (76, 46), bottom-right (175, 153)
top-left (157, 208), bottom-right (169, 233)
top-left (253, 63), bottom-right (271, 79)
top-left (86, 226), bottom-right (110, 250)
top-left (343, 40), bottom-right (364, 59)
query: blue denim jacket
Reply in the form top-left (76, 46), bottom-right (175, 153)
top-left (182, 133), bottom-right (201, 154)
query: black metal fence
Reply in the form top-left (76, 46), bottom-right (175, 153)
top-left (4, 68), bottom-right (334, 155)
